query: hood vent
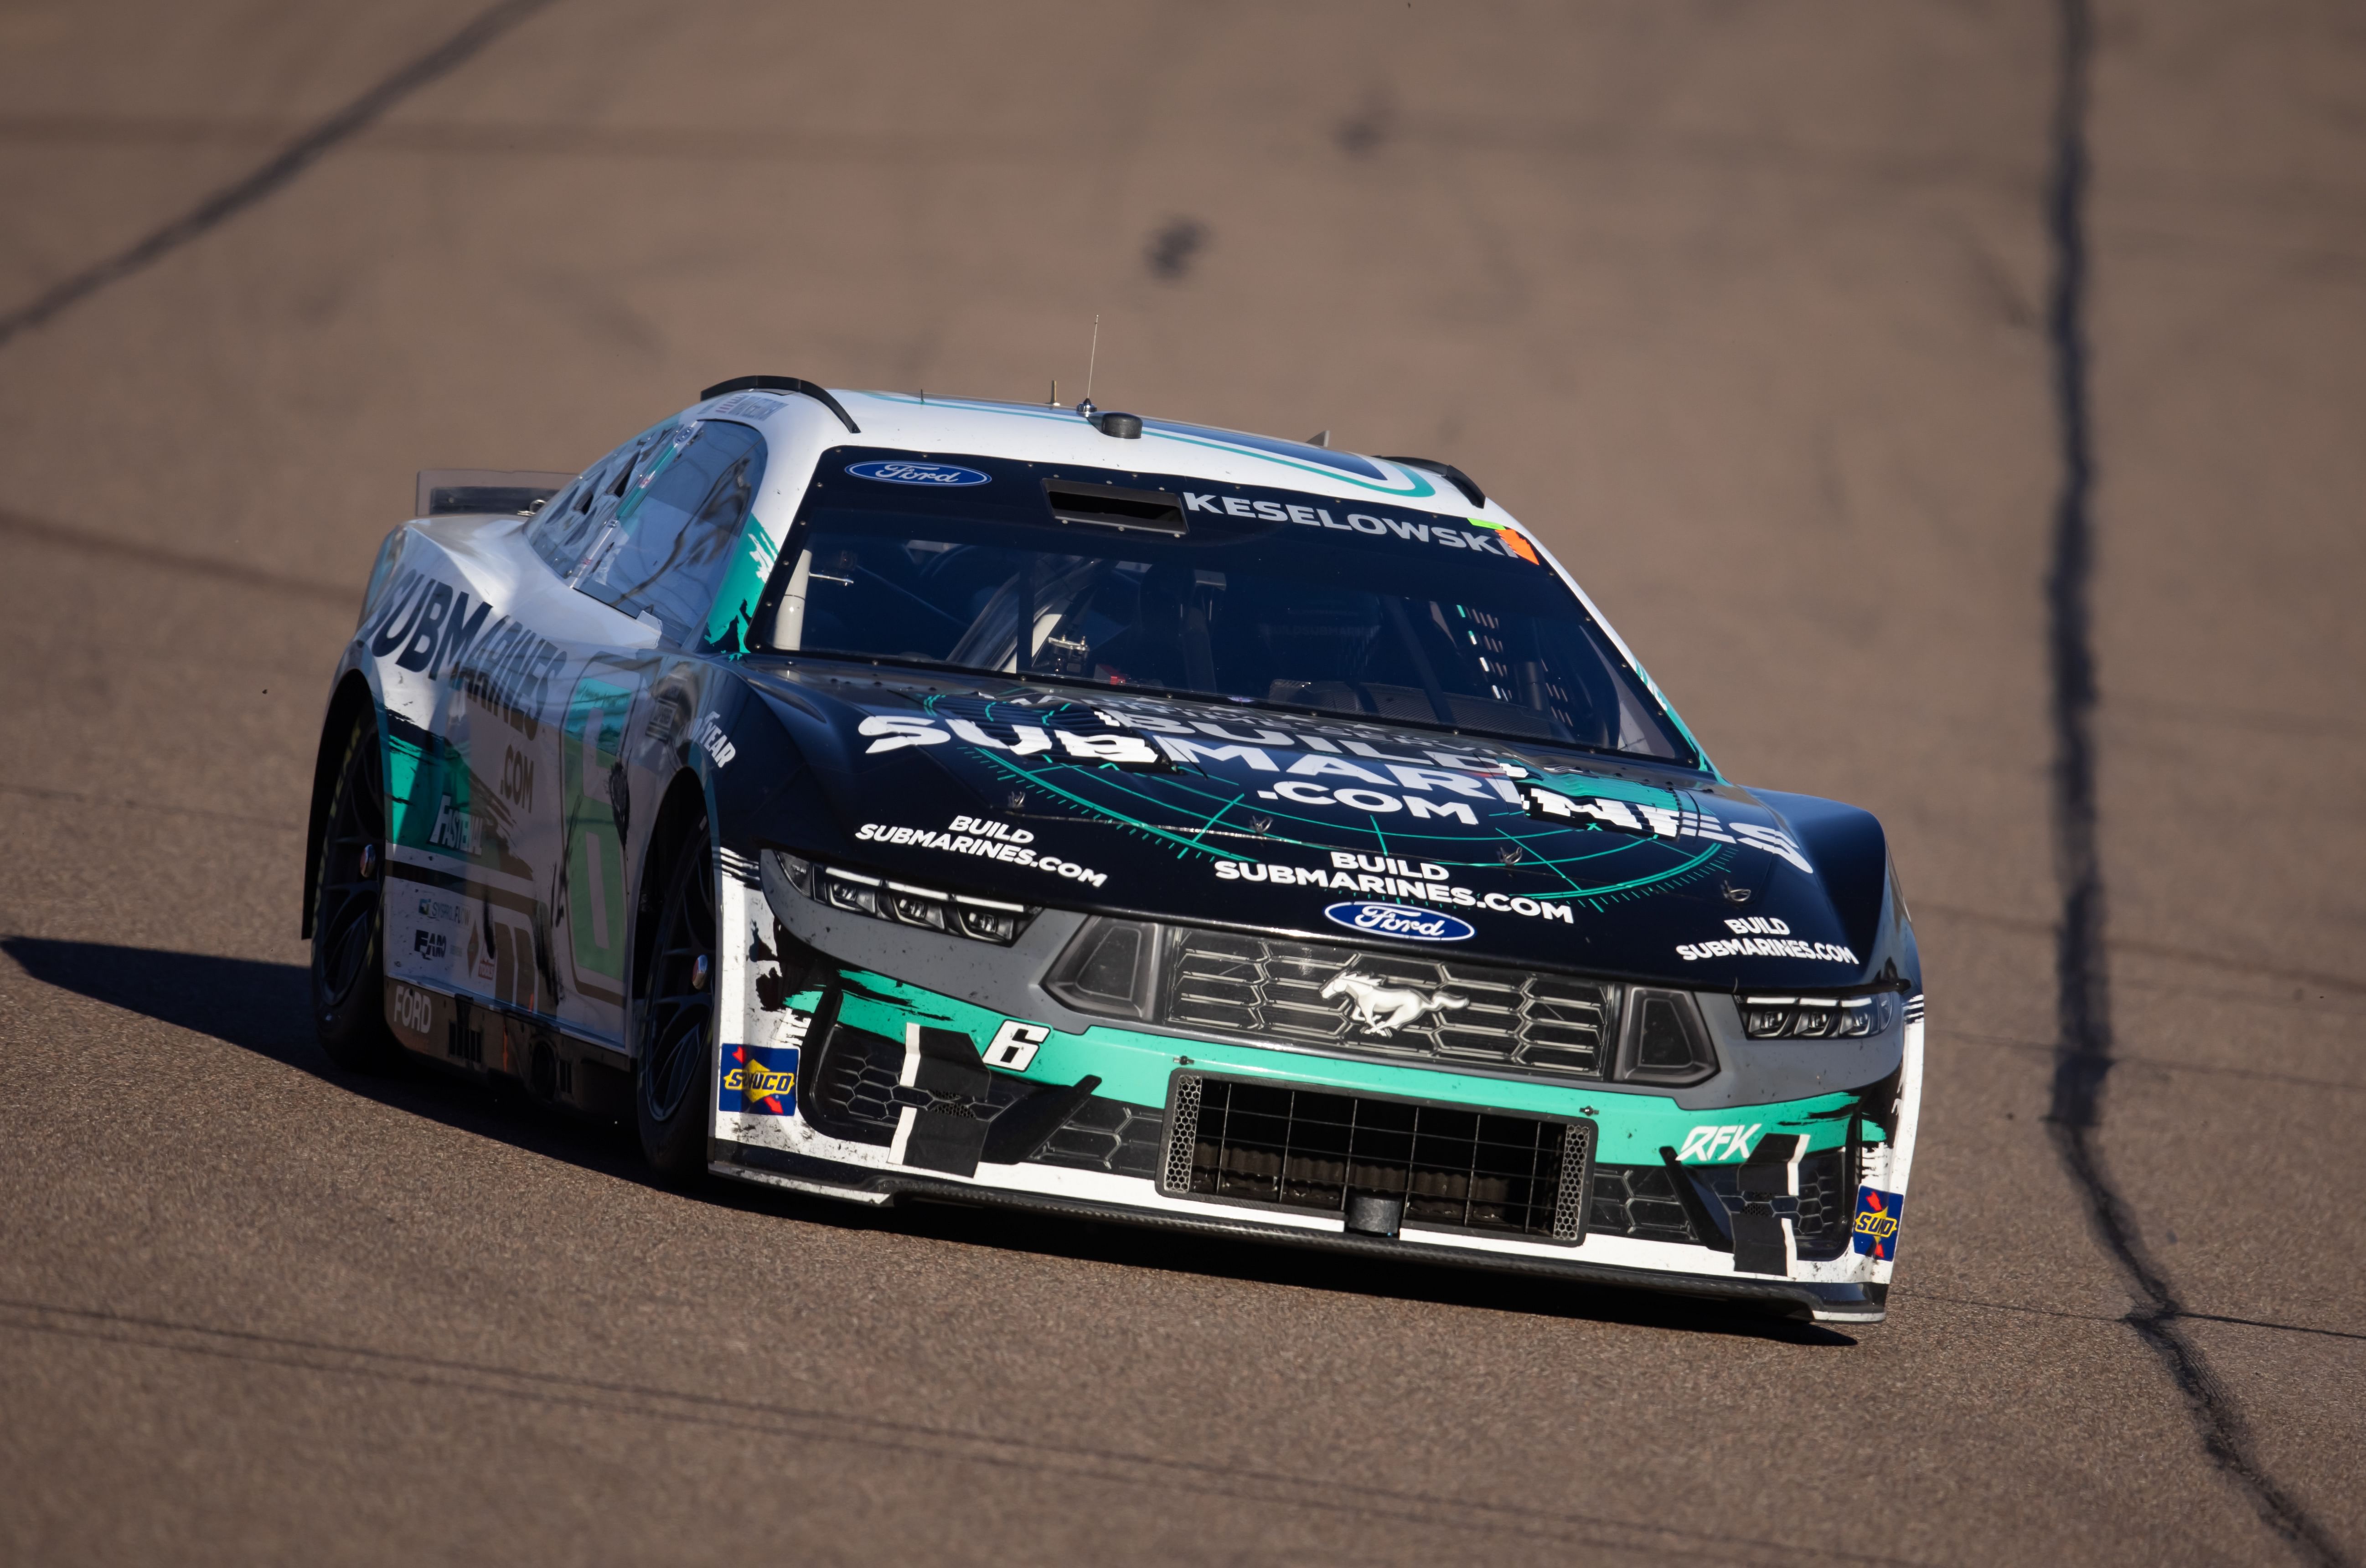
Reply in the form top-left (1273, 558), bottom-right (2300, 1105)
top-left (1042, 479), bottom-right (1188, 535)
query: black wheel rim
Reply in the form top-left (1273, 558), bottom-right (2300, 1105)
top-left (641, 830), bottom-right (715, 1124)
top-left (316, 725), bottom-right (385, 1009)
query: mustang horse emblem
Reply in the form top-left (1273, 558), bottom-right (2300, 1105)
top-left (1321, 972), bottom-right (1468, 1037)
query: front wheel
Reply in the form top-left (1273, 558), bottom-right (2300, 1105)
top-left (635, 813), bottom-right (716, 1179)
top-left (312, 708), bottom-right (400, 1072)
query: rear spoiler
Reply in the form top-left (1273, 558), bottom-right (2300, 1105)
top-left (414, 468), bottom-right (577, 518)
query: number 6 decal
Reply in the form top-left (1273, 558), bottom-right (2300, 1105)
top-left (982, 1020), bottom-right (1050, 1071)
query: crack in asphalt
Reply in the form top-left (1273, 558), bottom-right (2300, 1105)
top-left (0, 1297), bottom-right (1920, 1568)
top-left (0, 0), bottom-right (562, 351)
top-left (2040, 5), bottom-right (2353, 1563)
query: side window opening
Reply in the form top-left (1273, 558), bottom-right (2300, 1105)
top-left (572, 420), bottom-right (768, 646)
top-left (526, 436), bottom-right (642, 580)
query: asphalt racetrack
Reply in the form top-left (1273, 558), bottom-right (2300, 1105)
top-left (2, 4), bottom-right (2362, 1563)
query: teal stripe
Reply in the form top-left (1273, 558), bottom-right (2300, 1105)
top-left (830, 968), bottom-right (1875, 1159)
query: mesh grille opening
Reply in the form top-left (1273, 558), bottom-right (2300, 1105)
top-left (1162, 1073), bottom-right (1590, 1245)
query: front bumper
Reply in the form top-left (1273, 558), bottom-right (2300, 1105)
top-left (709, 863), bottom-right (1922, 1325)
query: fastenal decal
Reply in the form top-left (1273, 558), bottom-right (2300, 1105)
top-left (1853, 1186), bottom-right (1904, 1259)
top-left (1322, 902), bottom-right (1476, 942)
top-left (854, 817), bottom-right (1107, 887)
top-left (845, 460), bottom-right (991, 486)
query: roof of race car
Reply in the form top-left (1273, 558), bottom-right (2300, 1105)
top-left (702, 384), bottom-right (1520, 527)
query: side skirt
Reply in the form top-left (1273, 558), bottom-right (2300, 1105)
top-left (383, 974), bottom-right (631, 1119)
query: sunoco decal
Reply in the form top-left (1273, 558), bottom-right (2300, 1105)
top-left (846, 460), bottom-right (991, 486)
top-left (721, 1042), bottom-right (799, 1117)
top-left (1322, 902), bottom-right (1475, 942)
top-left (1853, 1187), bottom-right (1903, 1259)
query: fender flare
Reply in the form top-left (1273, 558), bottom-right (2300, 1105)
top-left (300, 672), bottom-right (380, 939)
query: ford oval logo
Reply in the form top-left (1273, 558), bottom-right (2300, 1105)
top-left (1322, 902), bottom-right (1476, 943)
top-left (845, 459), bottom-right (992, 487)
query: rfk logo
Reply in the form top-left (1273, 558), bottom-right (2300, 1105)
top-left (1676, 1123), bottom-right (1761, 1162)
top-left (1320, 972), bottom-right (1469, 1037)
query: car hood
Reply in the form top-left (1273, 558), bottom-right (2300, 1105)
top-left (732, 662), bottom-right (1914, 991)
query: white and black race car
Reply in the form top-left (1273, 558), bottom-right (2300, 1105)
top-left (305, 377), bottom-right (1922, 1323)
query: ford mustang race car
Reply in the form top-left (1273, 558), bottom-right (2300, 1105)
top-left (304, 377), bottom-right (1923, 1323)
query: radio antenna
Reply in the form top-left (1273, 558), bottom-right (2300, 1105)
top-left (1085, 314), bottom-right (1100, 405)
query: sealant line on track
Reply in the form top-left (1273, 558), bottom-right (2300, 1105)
top-left (0, 509), bottom-right (354, 604)
top-left (2039, 5), bottom-right (2352, 1563)
top-left (1919, 899), bottom-right (2366, 998)
top-left (0, 0), bottom-right (563, 351)
top-left (1894, 1291), bottom-right (2366, 1345)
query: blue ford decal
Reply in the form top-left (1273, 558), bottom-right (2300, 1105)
top-left (1322, 902), bottom-right (1476, 943)
top-left (845, 459), bottom-right (992, 487)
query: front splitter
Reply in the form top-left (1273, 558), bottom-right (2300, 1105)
top-left (710, 1142), bottom-right (1887, 1324)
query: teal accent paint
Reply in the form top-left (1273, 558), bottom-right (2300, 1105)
top-left (830, 968), bottom-right (1876, 1158)
top-left (383, 729), bottom-right (425, 846)
top-left (1528, 774), bottom-right (1683, 809)
top-left (702, 507), bottom-right (780, 654)
top-left (1529, 841), bottom-right (1725, 902)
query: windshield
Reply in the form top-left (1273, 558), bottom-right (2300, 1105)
top-left (751, 448), bottom-right (1698, 764)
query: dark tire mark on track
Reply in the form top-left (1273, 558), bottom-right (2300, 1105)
top-left (2041, 5), bottom-right (2353, 1563)
top-left (0, 0), bottom-right (562, 351)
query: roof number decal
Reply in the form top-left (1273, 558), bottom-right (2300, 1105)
top-left (846, 460), bottom-right (991, 487)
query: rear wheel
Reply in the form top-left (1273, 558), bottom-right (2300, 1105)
top-left (312, 709), bottom-right (399, 1072)
top-left (635, 813), bottom-right (716, 1179)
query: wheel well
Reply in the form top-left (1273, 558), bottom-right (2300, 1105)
top-left (631, 770), bottom-right (710, 1004)
top-left (300, 674), bottom-right (377, 940)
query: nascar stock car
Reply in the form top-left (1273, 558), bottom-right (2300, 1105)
top-left (303, 376), bottom-right (1922, 1323)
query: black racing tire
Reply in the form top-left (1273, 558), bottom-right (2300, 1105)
top-left (635, 812), bottom-right (716, 1180)
top-left (311, 708), bottom-right (401, 1073)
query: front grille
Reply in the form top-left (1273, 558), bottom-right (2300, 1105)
top-left (1588, 1164), bottom-right (1700, 1243)
top-left (1790, 1150), bottom-right (1852, 1259)
top-left (1162, 1073), bottom-right (1592, 1244)
top-left (1587, 1150), bottom-right (1854, 1258)
top-left (1162, 930), bottom-right (1614, 1078)
top-left (801, 1007), bottom-right (1162, 1179)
